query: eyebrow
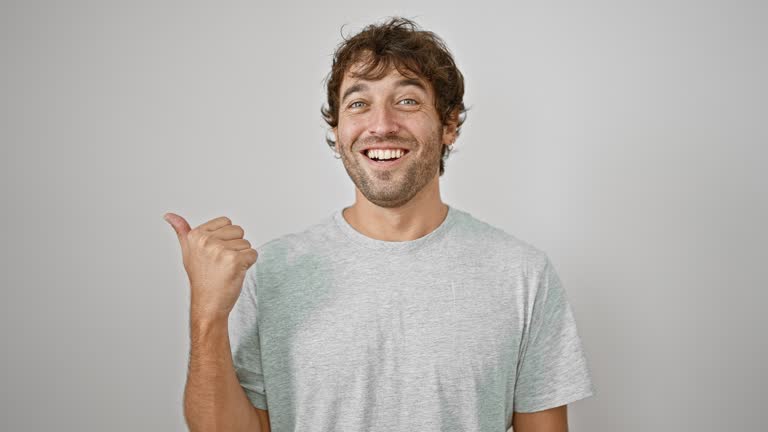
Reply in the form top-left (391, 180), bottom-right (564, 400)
top-left (340, 78), bottom-right (428, 104)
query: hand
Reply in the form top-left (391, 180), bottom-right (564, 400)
top-left (164, 212), bottom-right (259, 321)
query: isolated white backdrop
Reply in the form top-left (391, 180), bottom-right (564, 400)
top-left (1, 1), bottom-right (766, 431)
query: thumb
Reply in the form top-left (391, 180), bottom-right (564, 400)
top-left (163, 212), bottom-right (192, 248)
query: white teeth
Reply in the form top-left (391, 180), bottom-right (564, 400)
top-left (366, 149), bottom-right (405, 160)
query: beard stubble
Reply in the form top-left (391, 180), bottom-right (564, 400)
top-left (337, 129), bottom-right (443, 208)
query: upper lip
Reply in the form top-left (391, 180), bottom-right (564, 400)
top-left (359, 144), bottom-right (410, 154)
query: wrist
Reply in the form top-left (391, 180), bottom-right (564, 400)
top-left (189, 305), bottom-right (230, 327)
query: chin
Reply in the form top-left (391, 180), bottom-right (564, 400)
top-left (361, 186), bottom-right (418, 209)
top-left (366, 197), bottom-right (413, 209)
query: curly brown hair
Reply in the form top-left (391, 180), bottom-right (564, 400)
top-left (321, 17), bottom-right (467, 176)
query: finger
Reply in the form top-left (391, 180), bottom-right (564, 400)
top-left (163, 212), bottom-right (192, 248)
top-left (212, 225), bottom-right (245, 241)
top-left (240, 248), bottom-right (259, 267)
top-left (200, 216), bottom-right (233, 232)
top-left (222, 238), bottom-right (252, 251)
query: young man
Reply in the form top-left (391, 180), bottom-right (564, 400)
top-left (166, 17), bottom-right (595, 432)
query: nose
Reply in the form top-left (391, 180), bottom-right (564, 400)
top-left (368, 104), bottom-right (399, 136)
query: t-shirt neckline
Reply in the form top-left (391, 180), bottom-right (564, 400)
top-left (332, 204), bottom-right (458, 253)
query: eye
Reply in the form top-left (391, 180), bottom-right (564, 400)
top-left (349, 101), bottom-right (366, 109)
top-left (398, 98), bottom-right (418, 105)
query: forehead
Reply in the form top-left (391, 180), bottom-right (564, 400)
top-left (339, 62), bottom-right (431, 93)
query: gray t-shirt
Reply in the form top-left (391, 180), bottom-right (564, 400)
top-left (228, 204), bottom-right (595, 431)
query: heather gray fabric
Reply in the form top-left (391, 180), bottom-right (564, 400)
top-left (228, 204), bottom-right (595, 431)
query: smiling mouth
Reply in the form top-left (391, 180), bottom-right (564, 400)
top-left (360, 148), bottom-right (410, 162)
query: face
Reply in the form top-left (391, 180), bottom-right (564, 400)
top-left (333, 65), bottom-right (456, 208)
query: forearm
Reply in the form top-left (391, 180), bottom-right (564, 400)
top-left (183, 314), bottom-right (264, 432)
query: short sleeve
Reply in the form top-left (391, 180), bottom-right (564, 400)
top-left (513, 252), bottom-right (596, 413)
top-left (228, 263), bottom-right (268, 410)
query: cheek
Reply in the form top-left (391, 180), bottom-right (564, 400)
top-left (403, 113), bottom-right (440, 136)
top-left (338, 121), bottom-right (366, 145)
top-left (412, 124), bottom-right (441, 145)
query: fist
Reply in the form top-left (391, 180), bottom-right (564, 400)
top-left (164, 212), bottom-right (258, 320)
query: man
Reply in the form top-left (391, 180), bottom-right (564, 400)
top-left (165, 17), bottom-right (595, 432)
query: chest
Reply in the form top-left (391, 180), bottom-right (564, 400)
top-left (258, 263), bottom-right (526, 383)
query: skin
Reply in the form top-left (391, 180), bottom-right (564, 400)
top-left (163, 213), bottom-right (269, 431)
top-left (512, 405), bottom-right (569, 432)
top-left (332, 63), bottom-right (458, 242)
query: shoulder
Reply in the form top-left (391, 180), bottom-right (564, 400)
top-left (251, 213), bottom-right (338, 270)
top-left (449, 206), bottom-right (550, 275)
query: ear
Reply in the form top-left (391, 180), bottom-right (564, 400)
top-left (441, 107), bottom-right (460, 145)
top-left (331, 127), bottom-right (338, 143)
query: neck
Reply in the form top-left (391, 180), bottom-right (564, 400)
top-left (342, 175), bottom-right (449, 242)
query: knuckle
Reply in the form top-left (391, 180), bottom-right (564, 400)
top-left (222, 250), bottom-right (238, 262)
top-left (198, 233), bottom-right (213, 248)
top-left (212, 242), bottom-right (226, 254)
top-left (189, 232), bottom-right (203, 247)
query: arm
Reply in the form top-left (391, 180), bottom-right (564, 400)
top-left (183, 314), bottom-right (270, 432)
top-left (512, 404), bottom-right (568, 432)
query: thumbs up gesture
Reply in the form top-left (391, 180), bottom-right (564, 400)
top-left (163, 213), bottom-right (259, 321)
